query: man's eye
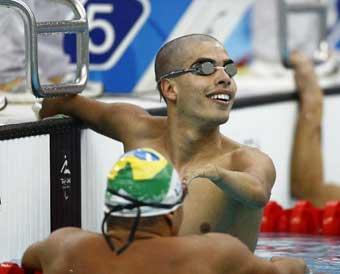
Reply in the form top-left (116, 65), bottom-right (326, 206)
top-left (192, 62), bottom-right (204, 68)
top-left (193, 61), bottom-right (213, 67)
top-left (224, 63), bottom-right (237, 77)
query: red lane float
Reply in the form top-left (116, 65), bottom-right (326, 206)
top-left (260, 200), bottom-right (340, 235)
top-left (260, 201), bottom-right (283, 232)
top-left (260, 201), bottom-right (291, 233)
top-left (322, 201), bottom-right (340, 236)
top-left (289, 200), bottom-right (323, 234)
top-left (0, 263), bottom-right (24, 274)
top-left (0, 262), bottom-right (42, 274)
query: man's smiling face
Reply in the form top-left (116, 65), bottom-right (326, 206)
top-left (171, 39), bottom-right (237, 126)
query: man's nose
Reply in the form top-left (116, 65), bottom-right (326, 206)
top-left (214, 66), bottom-right (231, 86)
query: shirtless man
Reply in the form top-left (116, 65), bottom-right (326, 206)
top-left (21, 148), bottom-right (305, 274)
top-left (290, 51), bottom-right (340, 207)
top-left (40, 34), bottom-right (276, 251)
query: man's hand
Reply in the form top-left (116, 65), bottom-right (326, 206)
top-left (290, 51), bottom-right (314, 70)
top-left (289, 50), bottom-right (323, 113)
top-left (181, 154), bottom-right (272, 208)
top-left (181, 163), bottom-right (220, 185)
top-left (39, 95), bottom-right (75, 119)
top-left (271, 256), bottom-right (310, 274)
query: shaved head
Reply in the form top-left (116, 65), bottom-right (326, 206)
top-left (154, 34), bottom-right (223, 99)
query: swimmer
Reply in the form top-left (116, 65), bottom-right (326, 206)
top-left (290, 51), bottom-right (340, 207)
top-left (22, 148), bottom-right (306, 274)
top-left (40, 34), bottom-right (276, 251)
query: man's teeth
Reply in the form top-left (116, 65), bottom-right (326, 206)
top-left (210, 94), bottom-right (230, 101)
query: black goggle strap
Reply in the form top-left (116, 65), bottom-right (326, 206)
top-left (105, 187), bottom-right (186, 209)
top-left (116, 207), bottom-right (141, 255)
top-left (102, 187), bottom-right (187, 254)
top-left (101, 204), bottom-right (134, 253)
top-left (102, 203), bottom-right (142, 254)
top-left (157, 68), bottom-right (196, 83)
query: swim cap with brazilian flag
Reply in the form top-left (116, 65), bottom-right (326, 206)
top-left (105, 148), bottom-right (184, 217)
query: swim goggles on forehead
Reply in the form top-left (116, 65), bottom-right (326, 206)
top-left (101, 187), bottom-right (187, 255)
top-left (157, 59), bottom-right (237, 83)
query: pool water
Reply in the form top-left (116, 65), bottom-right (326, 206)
top-left (256, 234), bottom-right (340, 273)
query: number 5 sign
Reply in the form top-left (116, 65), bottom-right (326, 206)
top-left (65, 0), bottom-right (150, 71)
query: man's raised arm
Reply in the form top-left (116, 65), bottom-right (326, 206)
top-left (184, 147), bottom-right (276, 208)
top-left (40, 95), bottom-right (151, 143)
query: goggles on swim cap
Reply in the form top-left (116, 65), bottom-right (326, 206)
top-left (101, 187), bottom-right (186, 255)
top-left (157, 59), bottom-right (237, 83)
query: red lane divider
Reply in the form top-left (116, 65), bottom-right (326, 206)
top-left (260, 200), bottom-right (340, 235)
top-left (322, 201), bottom-right (340, 236)
top-left (260, 201), bottom-right (292, 233)
top-left (0, 262), bottom-right (41, 274)
top-left (260, 201), bottom-right (283, 232)
top-left (0, 263), bottom-right (24, 274)
top-left (289, 200), bottom-right (323, 235)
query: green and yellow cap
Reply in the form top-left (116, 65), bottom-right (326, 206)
top-left (105, 148), bottom-right (184, 217)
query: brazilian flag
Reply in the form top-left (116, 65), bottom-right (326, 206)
top-left (107, 148), bottom-right (173, 202)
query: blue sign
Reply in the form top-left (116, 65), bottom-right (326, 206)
top-left (65, 0), bottom-right (150, 70)
top-left (63, 1), bottom-right (195, 93)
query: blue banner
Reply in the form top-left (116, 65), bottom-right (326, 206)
top-left (64, 0), bottom-right (191, 93)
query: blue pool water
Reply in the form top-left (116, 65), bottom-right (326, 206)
top-left (256, 234), bottom-right (340, 273)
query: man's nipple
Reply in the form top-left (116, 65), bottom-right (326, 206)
top-left (200, 222), bottom-right (211, 233)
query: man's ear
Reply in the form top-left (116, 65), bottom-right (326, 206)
top-left (160, 79), bottom-right (177, 102)
top-left (164, 209), bottom-right (182, 236)
top-left (163, 213), bottom-right (176, 235)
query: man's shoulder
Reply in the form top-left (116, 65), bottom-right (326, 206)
top-left (220, 136), bottom-right (267, 158)
top-left (121, 111), bottom-right (167, 142)
top-left (157, 235), bottom-right (224, 264)
top-left (219, 137), bottom-right (275, 174)
top-left (130, 109), bottom-right (166, 126)
top-left (47, 227), bottom-right (100, 248)
top-left (175, 234), bottom-right (252, 270)
top-left (49, 227), bottom-right (84, 238)
top-left (175, 233), bottom-right (240, 251)
top-left (233, 145), bottom-right (268, 158)
top-left (220, 135), bottom-right (242, 148)
top-left (201, 232), bottom-right (243, 245)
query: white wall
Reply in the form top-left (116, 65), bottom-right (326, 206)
top-left (81, 130), bottom-right (123, 231)
top-left (323, 95), bottom-right (340, 184)
top-left (0, 136), bottom-right (50, 261)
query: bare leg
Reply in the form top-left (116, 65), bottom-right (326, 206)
top-left (290, 52), bottom-right (340, 206)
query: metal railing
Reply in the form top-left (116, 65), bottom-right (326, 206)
top-left (0, 0), bottom-right (89, 97)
